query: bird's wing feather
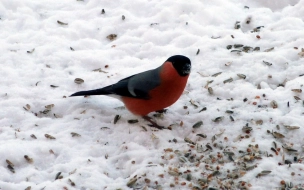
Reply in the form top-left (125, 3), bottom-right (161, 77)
top-left (111, 67), bottom-right (161, 99)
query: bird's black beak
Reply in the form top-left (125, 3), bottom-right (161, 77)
top-left (182, 63), bottom-right (191, 75)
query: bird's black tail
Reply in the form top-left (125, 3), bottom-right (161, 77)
top-left (70, 86), bottom-right (112, 97)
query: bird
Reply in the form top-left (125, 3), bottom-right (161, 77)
top-left (70, 55), bottom-right (191, 129)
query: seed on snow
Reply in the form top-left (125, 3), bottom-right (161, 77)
top-left (291, 89), bottom-right (302, 93)
top-left (237, 74), bottom-right (246, 79)
top-left (74, 78), bottom-right (84, 84)
top-left (208, 87), bottom-right (213, 95)
top-left (45, 134), bottom-right (56, 139)
top-left (193, 121), bottom-right (203, 128)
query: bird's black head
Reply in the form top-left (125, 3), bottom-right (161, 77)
top-left (167, 55), bottom-right (191, 77)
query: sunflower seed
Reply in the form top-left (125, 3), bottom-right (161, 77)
top-left (190, 99), bottom-right (199, 108)
top-left (45, 104), bottom-right (54, 110)
top-left (291, 89), bottom-right (302, 93)
top-left (264, 47), bottom-right (274, 52)
top-left (196, 49), bottom-right (200, 55)
top-left (7, 164), bottom-right (15, 173)
top-left (213, 116), bottom-right (224, 122)
top-left (227, 45), bottom-right (232, 50)
top-left (256, 170), bottom-right (271, 177)
top-left (208, 87), bottom-right (213, 94)
top-left (199, 107), bottom-right (207, 112)
top-left (270, 100), bottom-right (278, 108)
top-left (70, 47), bottom-right (74, 51)
top-left (237, 74), bottom-right (246, 79)
top-left (50, 85), bottom-right (58, 88)
top-left (294, 96), bottom-right (301, 100)
top-left (272, 131), bottom-right (285, 138)
top-left (128, 119), bottom-right (138, 124)
top-left (55, 172), bottom-right (62, 180)
top-left (234, 21), bottom-right (240, 29)
top-left (234, 44), bottom-right (244, 48)
top-left (30, 134), bottom-right (37, 139)
top-left (101, 9), bottom-right (105, 14)
top-left (284, 125), bottom-right (300, 130)
top-left (253, 47), bottom-right (260, 51)
top-left (69, 179), bottom-right (76, 186)
top-left (184, 137), bottom-right (195, 145)
top-left (223, 78), bottom-right (233, 84)
top-left (45, 134), bottom-right (56, 139)
top-left (106, 34), bottom-right (117, 41)
top-left (71, 132), bottom-right (81, 137)
top-left (230, 116), bottom-right (234, 121)
top-left (122, 15), bottom-right (125, 20)
top-left (24, 155), bottom-right (33, 163)
top-left (6, 159), bottom-right (14, 167)
top-left (74, 78), bottom-right (84, 84)
top-left (212, 72), bottom-right (222, 77)
top-left (196, 134), bottom-right (207, 138)
top-left (193, 121), bottom-right (203, 128)
top-left (57, 20), bottom-right (68, 25)
top-left (114, 115), bottom-right (121, 124)
top-left (226, 110), bottom-right (233, 114)
top-left (27, 48), bottom-right (35, 53)
top-left (263, 60), bottom-right (272, 66)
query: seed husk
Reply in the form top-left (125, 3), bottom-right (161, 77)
top-left (71, 132), bottom-right (81, 137)
top-left (122, 15), bottom-right (125, 20)
top-left (253, 47), bottom-right (260, 51)
top-left (106, 34), bottom-right (117, 41)
top-left (213, 116), bottom-right (224, 122)
top-left (291, 89), bottom-right (302, 93)
top-left (235, 21), bottom-right (241, 29)
top-left (234, 44), bottom-right (244, 48)
top-left (45, 104), bottom-right (54, 110)
top-left (69, 179), bottom-right (76, 186)
top-left (199, 107), bottom-right (207, 112)
top-left (270, 100), bottom-right (278, 108)
top-left (227, 45), bottom-right (232, 50)
top-left (196, 134), bottom-right (207, 138)
top-left (263, 60), bottom-right (272, 66)
top-left (226, 110), bottom-right (233, 114)
top-left (55, 172), bottom-right (62, 180)
top-left (208, 87), bottom-right (213, 95)
top-left (284, 125), bottom-right (300, 130)
top-left (57, 20), bottom-right (68, 25)
top-left (196, 49), bottom-right (200, 55)
top-left (294, 96), bottom-right (301, 100)
top-left (264, 47), bottom-right (274, 52)
top-left (114, 115), bottom-right (121, 124)
top-left (237, 74), bottom-right (246, 79)
top-left (230, 116), bottom-right (234, 121)
top-left (272, 131), bottom-right (285, 138)
top-left (128, 119), bottom-right (138, 124)
top-left (256, 170), bottom-right (271, 177)
top-left (27, 48), bottom-right (35, 53)
top-left (223, 78), bottom-right (233, 84)
top-left (212, 72), bottom-right (222, 77)
top-left (45, 134), bottom-right (56, 139)
top-left (101, 9), bottom-right (105, 14)
top-left (50, 85), bottom-right (59, 88)
top-left (7, 164), bottom-right (15, 173)
top-left (30, 134), bottom-right (37, 139)
top-left (184, 137), bottom-right (195, 145)
top-left (193, 121), bottom-right (203, 128)
top-left (74, 78), bottom-right (84, 84)
top-left (24, 155), bottom-right (33, 163)
top-left (6, 159), bottom-right (14, 167)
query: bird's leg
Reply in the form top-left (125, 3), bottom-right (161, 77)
top-left (142, 116), bottom-right (164, 130)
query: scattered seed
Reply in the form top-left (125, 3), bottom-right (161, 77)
top-left (71, 132), bottom-right (81, 137)
top-left (122, 15), bottom-right (125, 20)
top-left (263, 60), bottom-right (272, 66)
top-left (270, 100), bottom-right (278, 108)
top-left (213, 116), bottom-right (224, 122)
top-left (196, 49), bottom-right (200, 55)
top-left (208, 87), bottom-right (213, 94)
top-left (223, 78), bottom-right (233, 84)
top-left (193, 121), bottom-right (203, 129)
top-left (127, 177), bottom-right (137, 187)
top-left (6, 159), bottom-right (14, 167)
top-left (245, 17), bottom-right (251, 24)
top-left (128, 119), bottom-right (138, 124)
top-left (92, 68), bottom-right (108, 73)
top-left (57, 20), bottom-right (68, 25)
top-left (74, 78), bottom-right (84, 84)
top-left (294, 96), bottom-right (301, 100)
top-left (190, 99), bottom-right (199, 108)
top-left (30, 134), bottom-right (37, 139)
top-left (114, 115), bottom-right (121, 124)
top-left (101, 9), bottom-right (105, 14)
top-left (184, 137), bottom-right (195, 145)
top-left (253, 47), bottom-right (260, 51)
top-left (199, 107), bottom-right (207, 112)
top-left (24, 155), bottom-right (33, 163)
top-left (45, 104), bottom-right (54, 110)
top-left (264, 47), bottom-right (274, 52)
top-left (7, 164), bottom-right (15, 173)
top-left (107, 34), bottom-right (117, 41)
top-left (225, 62), bottom-right (232, 66)
top-left (234, 21), bottom-right (240, 29)
top-left (234, 44), bottom-right (244, 48)
top-left (291, 89), bottom-right (302, 93)
top-left (50, 85), bottom-right (59, 88)
top-left (196, 134), bottom-right (207, 138)
top-left (227, 45), bottom-right (232, 50)
top-left (230, 116), bottom-right (234, 121)
top-left (25, 186), bottom-right (31, 190)
top-left (284, 125), bottom-right (300, 130)
top-left (55, 172), bottom-right (62, 180)
top-left (27, 48), bottom-right (35, 53)
top-left (45, 134), bottom-right (56, 140)
top-left (272, 131), bottom-right (285, 138)
top-left (70, 47), bottom-right (74, 51)
top-left (237, 74), bottom-right (246, 79)
top-left (68, 179), bottom-right (75, 186)
top-left (226, 110), bottom-right (234, 114)
top-left (69, 169), bottom-right (77, 175)
top-left (212, 72), bottom-right (222, 77)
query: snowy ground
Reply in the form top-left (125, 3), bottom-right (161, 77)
top-left (1, 0), bottom-right (304, 189)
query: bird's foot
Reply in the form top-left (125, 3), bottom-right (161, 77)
top-left (142, 116), bottom-right (164, 130)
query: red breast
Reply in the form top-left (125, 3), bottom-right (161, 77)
top-left (122, 61), bottom-right (189, 116)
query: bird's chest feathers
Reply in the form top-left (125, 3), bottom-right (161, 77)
top-left (149, 62), bottom-right (188, 102)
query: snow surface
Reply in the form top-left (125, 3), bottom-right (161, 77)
top-left (1, 0), bottom-right (304, 189)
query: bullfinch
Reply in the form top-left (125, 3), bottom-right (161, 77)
top-left (70, 55), bottom-right (191, 129)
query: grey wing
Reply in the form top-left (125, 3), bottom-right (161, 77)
top-left (109, 67), bottom-right (161, 99)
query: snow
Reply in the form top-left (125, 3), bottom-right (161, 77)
top-left (1, 0), bottom-right (304, 189)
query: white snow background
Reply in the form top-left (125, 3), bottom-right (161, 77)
top-left (0, 0), bottom-right (304, 189)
